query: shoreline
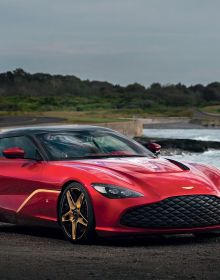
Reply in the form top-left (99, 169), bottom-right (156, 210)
top-left (135, 136), bottom-right (220, 154)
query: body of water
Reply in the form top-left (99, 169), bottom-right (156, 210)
top-left (143, 129), bottom-right (220, 169)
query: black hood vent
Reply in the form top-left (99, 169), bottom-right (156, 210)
top-left (166, 158), bottom-right (190, 171)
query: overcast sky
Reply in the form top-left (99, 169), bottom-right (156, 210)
top-left (1, 0), bottom-right (220, 86)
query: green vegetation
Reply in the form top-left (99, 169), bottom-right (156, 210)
top-left (202, 105), bottom-right (220, 114)
top-left (0, 68), bottom-right (220, 122)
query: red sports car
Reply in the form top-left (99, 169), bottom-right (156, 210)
top-left (0, 125), bottom-right (220, 243)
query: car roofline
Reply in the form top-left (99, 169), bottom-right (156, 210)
top-left (0, 125), bottom-right (116, 138)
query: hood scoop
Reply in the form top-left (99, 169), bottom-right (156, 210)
top-left (166, 158), bottom-right (190, 171)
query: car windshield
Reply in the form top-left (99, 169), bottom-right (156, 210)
top-left (37, 130), bottom-right (154, 160)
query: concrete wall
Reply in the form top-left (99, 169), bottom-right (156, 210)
top-left (94, 119), bottom-right (143, 137)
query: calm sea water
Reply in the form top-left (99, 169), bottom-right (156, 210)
top-left (143, 129), bottom-right (220, 169)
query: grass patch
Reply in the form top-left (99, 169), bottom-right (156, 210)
top-left (202, 105), bottom-right (220, 114)
top-left (0, 107), bottom-right (194, 124)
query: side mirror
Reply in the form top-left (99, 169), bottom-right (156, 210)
top-left (3, 147), bottom-right (25, 159)
top-left (147, 142), bottom-right (161, 155)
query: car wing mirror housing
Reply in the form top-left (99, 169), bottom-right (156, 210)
top-left (147, 142), bottom-right (161, 156)
top-left (3, 147), bottom-right (25, 159)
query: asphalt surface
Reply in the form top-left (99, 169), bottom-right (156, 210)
top-left (143, 122), bottom-right (205, 129)
top-left (0, 116), bottom-right (66, 127)
top-left (0, 223), bottom-right (220, 280)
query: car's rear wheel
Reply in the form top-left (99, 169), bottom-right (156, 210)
top-left (58, 182), bottom-right (95, 244)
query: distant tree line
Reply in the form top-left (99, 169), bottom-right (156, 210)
top-left (0, 68), bottom-right (219, 112)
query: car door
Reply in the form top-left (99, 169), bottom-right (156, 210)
top-left (0, 135), bottom-right (45, 223)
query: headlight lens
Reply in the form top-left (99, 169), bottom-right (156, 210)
top-left (92, 183), bottom-right (143, 199)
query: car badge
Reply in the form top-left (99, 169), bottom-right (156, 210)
top-left (182, 186), bottom-right (194, 190)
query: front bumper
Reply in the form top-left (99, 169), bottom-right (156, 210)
top-left (93, 194), bottom-right (220, 237)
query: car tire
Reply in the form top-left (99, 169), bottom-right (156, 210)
top-left (58, 182), bottom-right (96, 244)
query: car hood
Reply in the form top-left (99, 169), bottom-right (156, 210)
top-left (54, 157), bottom-right (220, 199)
top-left (60, 157), bottom-right (186, 175)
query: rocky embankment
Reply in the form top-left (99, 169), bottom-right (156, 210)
top-left (135, 136), bottom-right (220, 154)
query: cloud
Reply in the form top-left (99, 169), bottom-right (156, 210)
top-left (1, 0), bottom-right (220, 85)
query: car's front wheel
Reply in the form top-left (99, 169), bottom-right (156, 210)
top-left (58, 182), bottom-right (95, 244)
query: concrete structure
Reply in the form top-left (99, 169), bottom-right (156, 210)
top-left (94, 119), bottom-right (143, 137)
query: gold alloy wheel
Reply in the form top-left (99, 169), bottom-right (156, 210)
top-left (61, 188), bottom-right (89, 240)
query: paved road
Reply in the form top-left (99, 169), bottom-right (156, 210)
top-left (143, 122), bottom-right (205, 129)
top-left (0, 116), bottom-right (66, 128)
top-left (0, 223), bottom-right (220, 280)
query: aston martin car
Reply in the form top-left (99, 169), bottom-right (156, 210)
top-left (0, 125), bottom-right (220, 243)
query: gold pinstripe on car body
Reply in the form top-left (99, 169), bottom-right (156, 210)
top-left (16, 189), bottom-right (61, 213)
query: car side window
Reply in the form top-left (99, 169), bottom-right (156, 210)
top-left (0, 136), bottom-right (38, 159)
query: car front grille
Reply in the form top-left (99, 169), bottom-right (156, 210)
top-left (120, 195), bottom-right (220, 228)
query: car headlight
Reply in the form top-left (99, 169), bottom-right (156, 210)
top-left (91, 183), bottom-right (143, 199)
